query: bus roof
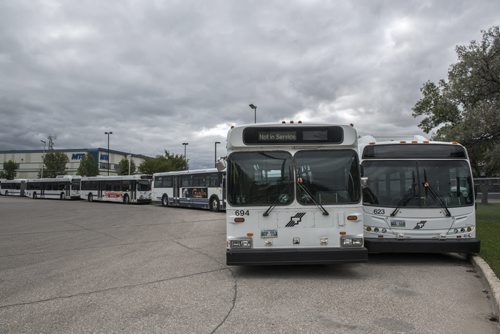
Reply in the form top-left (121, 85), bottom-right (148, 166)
top-left (153, 168), bottom-right (219, 177)
top-left (359, 137), bottom-right (468, 160)
top-left (80, 175), bottom-right (150, 181)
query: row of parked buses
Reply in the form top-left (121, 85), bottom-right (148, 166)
top-left (0, 170), bottom-right (227, 210)
top-left (0, 122), bottom-right (480, 265)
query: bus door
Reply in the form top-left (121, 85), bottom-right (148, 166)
top-left (98, 182), bottom-right (103, 200)
top-left (173, 176), bottom-right (180, 204)
top-left (131, 180), bottom-right (137, 201)
top-left (65, 182), bottom-right (70, 198)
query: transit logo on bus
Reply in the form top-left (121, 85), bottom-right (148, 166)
top-left (413, 220), bottom-right (427, 230)
top-left (286, 212), bottom-right (306, 227)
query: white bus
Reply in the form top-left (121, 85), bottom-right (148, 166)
top-left (0, 179), bottom-right (26, 196)
top-left (81, 175), bottom-right (152, 204)
top-left (359, 136), bottom-right (480, 254)
top-left (25, 176), bottom-right (82, 200)
top-left (224, 123), bottom-right (367, 265)
top-left (152, 168), bottom-right (225, 211)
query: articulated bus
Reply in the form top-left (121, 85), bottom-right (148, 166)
top-left (359, 136), bottom-right (480, 254)
top-left (81, 175), bottom-right (152, 204)
top-left (0, 179), bottom-right (26, 196)
top-left (152, 168), bottom-right (225, 211)
top-left (225, 122), bottom-right (367, 265)
top-left (25, 176), bottom-right (81, 200)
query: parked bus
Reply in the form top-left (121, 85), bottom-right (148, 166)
top-left (152, 168), bottom-right (225, 211)
top-left (81, 175), bottom-right (152, 204)
top-left (359, 136), bottom-right (480, 254)
top-left (25, 176), bottom-right (81, 200)
top-left (0, 179), bottom-right (26, 196)
top-left (224, 122), bottom-right (367, 265)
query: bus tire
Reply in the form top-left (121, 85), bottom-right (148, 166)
top-left (60, 193), bottom-right (65, 200)
top-left (161, 194), bottom-right (169, 207)
top-left (88, 193), bottom-right (93, 202)
top-left (209, 196), bottom-right (220, 211)
top-left (123, 194), bottom-right (130, 204)
top-left (33, 192), bottom-right (37, 199)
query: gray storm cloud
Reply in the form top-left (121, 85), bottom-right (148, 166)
top-left (1, 0), bottom-right (499, 168)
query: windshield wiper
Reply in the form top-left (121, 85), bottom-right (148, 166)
top-left (263, 193), bottom-right (289, 217)
top-left (391, 171), bottom-right (417, 217)
top-left (423, 169), bottom-right (451, 217)
top-left (296, 181), bottom-right (329, 216)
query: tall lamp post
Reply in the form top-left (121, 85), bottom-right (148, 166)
top-left (127, 154), bottom-right (132, 175)
top-left (40, 140), bottom-right (46, 178)
top-left (214, 141), bottom-right (221, 167)
top-left (182, 142), bottom-right (188, 170)
top-left (249, 104), bottom-right (257, 123)
top-left (105, 131), bottom-right (113, 175)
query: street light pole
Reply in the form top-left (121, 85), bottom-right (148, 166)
top-left (182, 142), bottom-right (188, 170)
top-left (105, 131), bottom-right (113, 175)
top-left (40, 140), bottom-right (46, 178)
top-left (214, 141), bottom-right (221, 167)
top-left (127, 154), bottom-right (132, 175)
top-left (249, 104), bottom-right (257, 123)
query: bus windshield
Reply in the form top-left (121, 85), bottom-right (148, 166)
top-left (362, 160), bottom-right (473, 208)
top-left (227, 151), bottom-right (294, 206)
top-left (295, 150), bottom-right (360, 205)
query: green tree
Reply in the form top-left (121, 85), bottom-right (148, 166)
top-left (41, 152), bottom-right (69, 178)
top-left (2, 160), bottom-right (19, 179)
top-left (76, 154), bottom-right (99, 176)
top-left (138, 150), bottom-right (187, 174)
top-left (412, 26), bottom-right (500, 176)
top-left (117, 158), bottom-right (136, 175)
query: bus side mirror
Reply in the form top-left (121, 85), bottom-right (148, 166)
top-left (216, 159), bottom-right (226, 172)
top-left (361, 177), bottom-right (368, 189)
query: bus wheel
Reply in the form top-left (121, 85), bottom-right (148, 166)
top-left (88, 193), bottom-right (93, 202)
top-left (161, 194), bottom-right (169, 207)
top-left (60, 193), bottom-right (65, 200)
top-left (209, 196), bottom-right (220, 211)
top-left (33, 192), bottom-right (37, 199)
top-left (123, 194), bottom-right (130, 204)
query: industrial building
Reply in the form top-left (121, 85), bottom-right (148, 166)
top-left (0, 148), bottom-right (151, 178)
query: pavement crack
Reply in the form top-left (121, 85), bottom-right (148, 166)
top-left (210, 267), bottom-right (238, 334)
top-left (0, 267), bottom-right (229, 310)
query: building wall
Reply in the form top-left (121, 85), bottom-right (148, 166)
top-left (0, 149), bottom-right (150, 179)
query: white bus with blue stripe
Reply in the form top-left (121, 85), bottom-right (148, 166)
top-left (225, 122), bottom-right (367, 265)
top-left (25, 176), bottom-right (81, 200)
top-left (152, 168), bottom-right (225, 211)
top-left (359, 136), bottom-right (480, 254)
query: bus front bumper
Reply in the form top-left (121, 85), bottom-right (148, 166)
top-left (365, 238), bottom-right (480, 254)
top-left (226, 247), bottom-right (368, 266)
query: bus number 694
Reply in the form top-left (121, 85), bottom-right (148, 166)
top-left (235, 210), bottom-right (250, 216)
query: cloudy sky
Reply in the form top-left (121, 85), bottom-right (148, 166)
top-left (1, 0), bottom-right (499, 169)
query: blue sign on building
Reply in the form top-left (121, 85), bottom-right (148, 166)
top-left (100, 154), bottom-right (109, 161)
top-left (71, 153), bottom-right (86, 160)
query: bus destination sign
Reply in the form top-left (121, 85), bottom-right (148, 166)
top-left (258, 131), bottom-right (297, 142)
top-left (243, 126), bottom-right (343, 145)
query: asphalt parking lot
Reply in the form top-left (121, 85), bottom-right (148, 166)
top-left (0, 196), bottom-right (498, 333)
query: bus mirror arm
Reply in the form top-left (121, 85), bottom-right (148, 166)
top-left (361, 177), bottom-right (368, 189)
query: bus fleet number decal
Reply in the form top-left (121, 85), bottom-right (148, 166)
top-left (373, 209), bottom-right (385, 215)
top-left (235, 210), bottom-right (250, 216)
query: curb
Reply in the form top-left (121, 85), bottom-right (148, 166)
top-left (471, 255), bottom-right (500, 317)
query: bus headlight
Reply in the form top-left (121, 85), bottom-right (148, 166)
top-left (340, 236), bottom-right (363, 247)
top-left (229, 238), bottom-right (253, 249)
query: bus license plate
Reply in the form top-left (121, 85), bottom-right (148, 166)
top-left (261, 230), bottom-right (278, 238)
top-left (391, 220), bottom-right (406, 227)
